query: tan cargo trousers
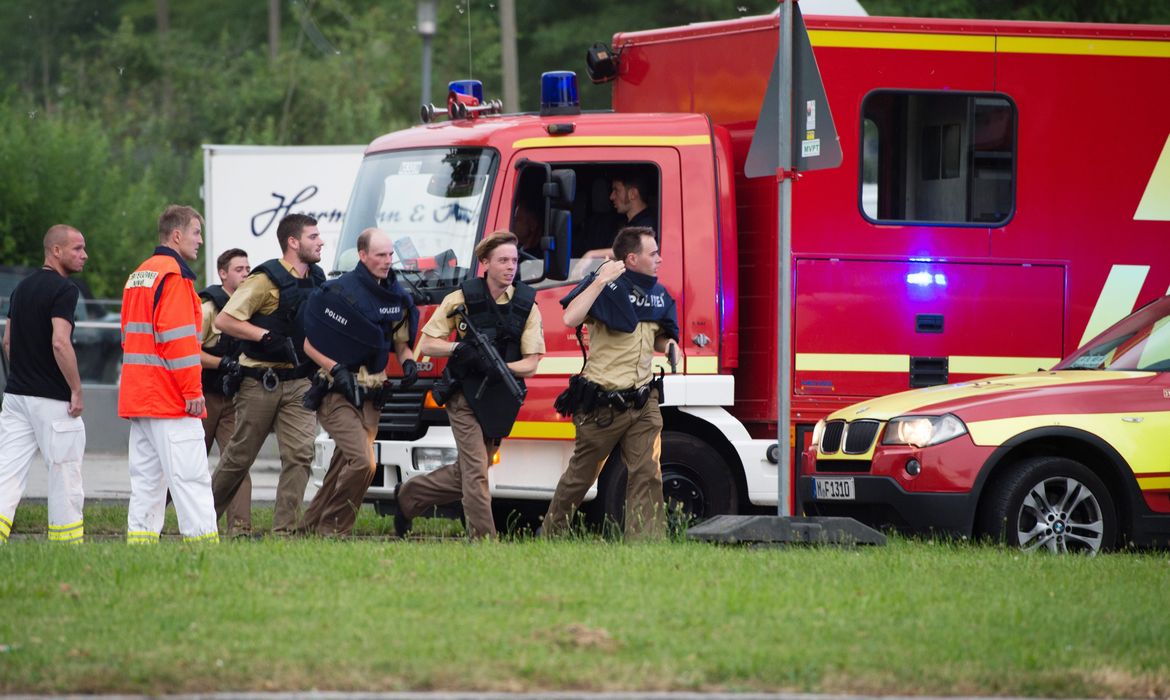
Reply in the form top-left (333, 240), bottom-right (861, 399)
top-left (298, 392), bottom-right (381, 536)
top-left (211, 376), bottom-right (314, 533)
top-left (543, 396), bottom-right (665, 540)
top-left (396, 391), bottom-right (498, 539)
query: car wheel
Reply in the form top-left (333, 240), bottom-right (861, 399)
top-left (979, 456), bottom-right (1117, 555)
top-left (591, 432), bottom-right (738, 534)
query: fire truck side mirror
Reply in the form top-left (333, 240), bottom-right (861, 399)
top-left (585, 42), bottom-right (619, 84)
top-left (547, 169), bottom-right (576, 208)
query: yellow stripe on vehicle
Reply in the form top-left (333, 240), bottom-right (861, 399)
top-left (1079, 264), bottom-right (1150, 347)
top-left (968, 413), bottom-right (1170, 471)
top-left (808, 30), bottom-right (1170, 59)
top-left (536, 356), bottom-right (585, 375)
top-left (998, 35), bottom-right (1170, 58)
top-left (949, 356), bottom-right (1060, 375)
top-left (808, 29), bottom-right (995, 53)
top-left (685, 356), bottom-right (719, 374)
top-left (513, 135), bottom-right (711, 149)
top-left (509, 421), bottom-right (576, 440)
top-left (796, 353), bottom-right (908, 372)
top-left (1138, 476), bottom-right (1170, 491)
top-left (799, 353), bottom-right (1072, 375)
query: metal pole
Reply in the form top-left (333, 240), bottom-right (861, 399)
top-left (776, 0), bottom-right (794, 517)
top-left (421, 35), bottom-right (433, 107)
top-left (500, 0), bottom-right (520, 113)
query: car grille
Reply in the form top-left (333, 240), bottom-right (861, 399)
top-left (820, 421), bottom-right (845, 453)
top-left (844, 420), bottom-right (880, 454)
top-left (818, 419), bottom-right (881, 455)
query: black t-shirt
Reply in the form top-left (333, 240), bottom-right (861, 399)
top-left (626, 207), bottom-right (658, 235)
top-left (4, 268), bottom-right (79, 401)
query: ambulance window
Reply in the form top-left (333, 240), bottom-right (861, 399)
top-left (860, 91), bottom-right (1016, 226)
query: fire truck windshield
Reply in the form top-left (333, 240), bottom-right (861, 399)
top-left (334, 147), bottom-right (498, 303)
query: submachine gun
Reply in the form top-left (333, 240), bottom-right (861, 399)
top-left (450, 304), bottom-right (526, 404)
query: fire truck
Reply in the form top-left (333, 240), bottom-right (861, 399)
top-left (313, 10), bottom-right (1170, 530)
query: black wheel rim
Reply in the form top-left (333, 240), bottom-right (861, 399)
top-left (662, 466), bottom-right (706, 521)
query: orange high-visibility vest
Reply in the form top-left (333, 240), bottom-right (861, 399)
top-left (118, 248), bottom-right (205, 419)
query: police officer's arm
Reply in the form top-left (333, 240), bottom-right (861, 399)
top-left (507, 352), bottom-right (542, 378)
top-left (563, 260), bottom-right (626, 328)
top-left (394, 339), bottom-right (415, 364)
top-left (654, 335), bottom-right (679, 355)
top-left (51, 317), bottom-right (84, 418)
top-left (214, 310), bottom-right (267, 343)
top-left (417, 293), bottom-right (460, 358)
top-left (199, 302), bottom-right (224, 369)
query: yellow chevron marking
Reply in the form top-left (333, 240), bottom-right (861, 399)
top-left (1079, 264), bottom-right (1150, 347)
top-left (509, 421), bottom-right (576, 440)
top-left (1135, 133), bottom-right (1170, 222)
top-left (513, 135), bottom-right (710, 149)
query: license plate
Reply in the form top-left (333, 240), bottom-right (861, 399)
top-left (813, 477), bottom-right (855, 500)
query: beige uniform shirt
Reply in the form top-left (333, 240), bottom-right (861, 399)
top-left (422, 285), bottom-right (545, 356)
top-left (221, 259), bottom-right (306, 369)
top-left (199, 299), bottom-right (222, 349)
top-left (582, 319), bottom-right (662, 391)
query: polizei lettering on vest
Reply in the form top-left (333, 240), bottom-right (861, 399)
top-left (324, 307), bottom-right (349, 325)
top-left (379, 306), bottom-right (401, 315)
top-left (629, 292), bottom-right (666, 308)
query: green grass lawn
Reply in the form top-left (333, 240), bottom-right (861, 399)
top-left (2, 504), bottom-right (1168, 696)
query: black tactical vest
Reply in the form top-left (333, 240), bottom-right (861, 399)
top-left (238, 259), bottom-right (325, 364)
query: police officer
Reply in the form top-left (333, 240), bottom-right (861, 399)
top-left (198, 247), bottom-right (250, 536)
top-left (297, 228), bottom-right (418, 537)
top-left (395, 231), bottom-right (545, 540)
top-left (210, 214), bottom-right (325, 535)
top-left (543, 226), bottom-right (679, 540)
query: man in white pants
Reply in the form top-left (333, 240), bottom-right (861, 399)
top-left (118, 205), bottom-right (218, 543)
top-left (0, 225), bottom-right (89, 544)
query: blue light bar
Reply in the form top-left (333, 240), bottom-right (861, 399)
top-left (540, 71), bottom-right (580, 116)
top-left (448, 79), bottom-right (483, 103)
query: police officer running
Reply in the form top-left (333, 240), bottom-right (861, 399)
top-left (211, 214), bottom-right (325, 535)
top-left (543, 226), bottom-right (679, 540)
top-left (198, 247), bottom-right (251, 536)
top-left (297, 228), bottom-right (418, 536)
top-left (395, 231), bottom-right (544, 539)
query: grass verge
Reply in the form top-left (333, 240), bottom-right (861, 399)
top-left (2, 505), bottom-right (1168, 696)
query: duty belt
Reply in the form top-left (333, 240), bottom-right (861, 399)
top-left (241, 364), bottom-right (311, 391)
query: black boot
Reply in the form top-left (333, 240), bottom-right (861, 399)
top-left (393, 482), bottom-right (412, 539)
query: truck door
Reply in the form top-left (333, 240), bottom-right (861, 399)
top-left (489, 146), bottom-right (683, 491)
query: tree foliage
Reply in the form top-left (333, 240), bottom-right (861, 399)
top-left (0, 0), bottom-right (1165, 293)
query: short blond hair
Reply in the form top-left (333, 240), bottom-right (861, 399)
top-left (157, 205), bottom-right (203, 243)
top-left (474, 231), bottom-right (519, 262)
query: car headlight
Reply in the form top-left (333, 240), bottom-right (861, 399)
top-left (881, 414), bottom-right (967, 448)
top-left (412, 447), bottom-right (458, 471)
top-left (810, 419), bottom-right (826, 449)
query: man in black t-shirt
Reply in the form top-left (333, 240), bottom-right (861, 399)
top-left (0, 225), bottom-right (89, 544)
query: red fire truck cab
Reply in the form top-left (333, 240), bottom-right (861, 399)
top-left (314, 11), bottom-right (1170, 531)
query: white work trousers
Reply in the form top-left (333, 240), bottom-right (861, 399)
top-left (127, 417), bottom-right (218, 543)
top-left (0, 393), bottom-right (86, 543)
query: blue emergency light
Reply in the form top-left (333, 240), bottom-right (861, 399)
top-left (448, 79), bottom-right (484, 103)
top-left (540, 71), bottom-right (580, 116)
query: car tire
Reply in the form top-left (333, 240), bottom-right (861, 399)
top-left (978, 456), bottom-right (1117, 554)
